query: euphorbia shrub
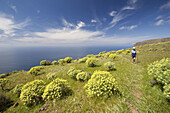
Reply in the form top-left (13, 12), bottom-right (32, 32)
top-left (42, 78), bottom-right (72, 101)
top-left (20, 80), bottom-right (45, 105)
top-left (104, 62), bottom-right (115, 71)
top-left (78, 57), bottom-right (88, 63)
top-left (109, 54), bottom-right (118, 61)
top-left (148, 58), bottom-right (170, 85)
top-left (28, 66), bottom-right (44, 76)
top-left (58, 59), bottom-right (65, 65)
top-left (64, 57), bottom-right (73, 63)
top-left (84, 71), bottom-right (119, 98)
top-left (163, 84), bottom-right (170, 100)
top-left (86, 58), bottom-right (98, 67)
top-left (76, 72), bottom-right (90, 81)
top-left (46, 72), bottom-right (58, 81)
top-left (52, 60), bottom-right (59, 65)
top-left (11, 84), bottom-right (23, 97)
top-left (67, 67), bottom-right (83, 79)
top-left (0, 78), bottom-right (9, 91)
top-left (40, 60), bottom-right (51, 66)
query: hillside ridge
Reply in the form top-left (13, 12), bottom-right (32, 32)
top-left (134, 37), bottom-right (170, 46)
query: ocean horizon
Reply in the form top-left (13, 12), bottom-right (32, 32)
top-left (0, 46), bottom-right (131, 74)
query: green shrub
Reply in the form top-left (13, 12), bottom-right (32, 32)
top-left (67, 67), bottom-right (83, 79)
top-left (46, 72), bottom-right (58, 81)
top-left (76, 72), bottom-right (90, 81)
top-left (64, 57), bottom-right (73, 63)
top-left (40, 60), bottom-right (51, 66)
top-left (40, 60), bottom-right (47, 66)
top-left (104, 62), bottom-right (115, 71)
top-left (163, 84), bottom-right (170, 100)
top-left (52, 60), bottom-right (59, 65)
top-left (42, 78), bottom-right (72, 101)
top-left (99, 51), bottom-right (106, 55)
top-left (20, 80), bottom-right (45, 105)
top-left (11, 84), bottom-right (23, 96)
top-left (0, 74), bottom-right (6, 78)
top-left (12, 71), bottom-right (18, 74)
top-left (86, 58), bottom-right (98, 67)
top-left (148, 58), bottom-right (170, 85)
top-left (116, 49), bottom-right (124, 54)
top-left (109, 54), bottom-right (118, 60)
top-left (86, 54), bottom-right (95, 58)
top-left (46, 61), bottom-right (52, 65)
top-left (78, 57), bottom-right (88, 63)
top-left (0, 93), bottom-right (12, 112)
top-left (28, 66), bottom-right (44, 76)
top-left (104, 52), bottom-right (111, 58)
top-left (0, 78), bottom-right (9, 91)
top-left (84, 71), bottom-right (119, 98)
top-left (58, 59), bottom-right (65, 65)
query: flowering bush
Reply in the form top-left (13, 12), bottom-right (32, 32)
top-left (46, 72), bottom-right (58, 81)
top-left (67, 67), bottom-right (83, 79)
top-left (86, 54), bottom-right (95, 58)
top-left (86, 58), bottom-right (98, 67)
top-left (42, 78), bottom-right (72, 101)
top-left (11, 84), bottom-right (23, 96)
top-left (20, 80), bottom-right (45, 105)
top-left (40, 60), bottom-right (51, 66)
top-left (148, 58), bottom-right (170, 85)
top-left (28, 66), bottom-right (44, 76)
top-left (64, 57), bottom-right (73, 63)
top-left (109, 54), bottom-right (118, 61)
top-left (84, 71), bottom-right (119, 98)
top-left (76, 72), bottom-right (90, 81)
top-left (0, 78), bottom-right (9, 91)
top-left (52, 60), bottom-right (59, 65)
top-left (163, 84), bottom-right (170, 100)
top-left (104, 62), bottom-right (115, 71)
top-left (104, 52), bottom-right (111, 58)
top-left (58, 59), bottom-right (65, 65)
top-left (0, 74), bottom-right (6, 78)
top-left (148, 58), bottom-right (170, 100)
top-left (116, 49), bottom-right (124, 54)
top-left (78, 57), bottom-right (88, 63)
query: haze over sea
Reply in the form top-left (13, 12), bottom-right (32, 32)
top-left (0, 46), bottom-right (130, 74)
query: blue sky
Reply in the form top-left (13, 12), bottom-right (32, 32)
top-left (0, 0), bottom-right (170, 47)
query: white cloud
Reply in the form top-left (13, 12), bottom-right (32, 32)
top-left (10, 5), bottom-right (17, 13)
top-left (105, 13), bottom-right (130, 30)
top-left (122, 6), bottom-right (135, 11)
top-left (62, 18), bottom-right (74, 28)
top-left (109, 11), bottom-right (117, 16)
top-left (14, 28), bottom-right (103, 46)
top-left (154, 19), bottom-right (164, 26)
top-left (76, 21), bottom-right (85, 30)
top-left (119, 25), bottom-right (138, 30)
top-left (155, 15), bottom-right (162, 20)
top-left (160, 1), bottom-right (170, 10)
top-left (0, 12), bottom-right (30, 38)
top-left (91, 19), bottom-right (97, 23)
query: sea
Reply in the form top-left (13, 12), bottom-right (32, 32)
top-left (0, 46), bottom-right (131, 74)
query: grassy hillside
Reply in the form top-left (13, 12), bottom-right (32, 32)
top-left (0, 41), bottom-right (170, 113)
top-left (134, 37), bottom-right (170, 46)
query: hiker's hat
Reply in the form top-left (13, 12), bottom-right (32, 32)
top-left (133, 47), bottom-right (135, 49)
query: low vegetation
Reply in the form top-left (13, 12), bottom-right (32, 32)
top-left (0, 40), bottom-right (170, 113)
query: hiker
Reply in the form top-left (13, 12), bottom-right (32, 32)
top-left (131, 47), bottom-right (137, 63)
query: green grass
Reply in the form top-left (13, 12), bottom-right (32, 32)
top-left (1, 41), bottom-right (170, 113)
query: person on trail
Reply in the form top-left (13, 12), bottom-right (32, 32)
top-left (131, 47), bottom-right (137, 64)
